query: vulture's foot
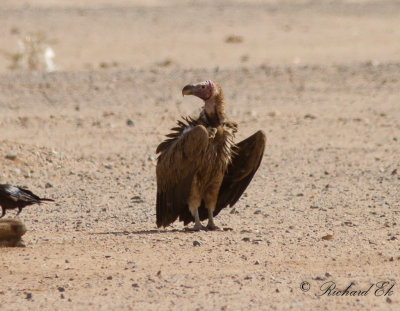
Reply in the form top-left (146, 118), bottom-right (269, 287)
top-left (206, 223), bottom-right (220, 231)
top-left (192, 223), bottom-right (207, 231)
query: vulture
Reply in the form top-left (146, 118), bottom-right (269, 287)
top-left (0, 184), bottom-right (54, 218)
top-left (156, 80), bottom-right (266, 230)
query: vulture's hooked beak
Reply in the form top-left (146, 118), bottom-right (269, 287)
top-left (182, 84), bottom-right (194, 96)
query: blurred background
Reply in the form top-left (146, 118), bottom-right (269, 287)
top-left (0, 0), bottom-right (399, 72)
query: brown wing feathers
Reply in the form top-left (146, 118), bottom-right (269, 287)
top-left (214, 130), bottom-right (266, 216)
top-left (156, 125), bottom-right (210, 227)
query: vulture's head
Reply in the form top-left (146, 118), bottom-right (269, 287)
top-left (182, 80), bottom-right (219, 101)
top-left (182, 80), bottom-right (225, 124)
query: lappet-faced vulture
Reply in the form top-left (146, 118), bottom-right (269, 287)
top-left (156, 80), bottom-right (266, 230)
top-left (0, 184), bottom-right (54, 218)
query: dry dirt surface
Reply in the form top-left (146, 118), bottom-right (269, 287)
top-left (0, 1), bottom-right (400, 310)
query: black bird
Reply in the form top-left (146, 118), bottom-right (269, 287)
top-left (0, 184), bottom-right (54, 218)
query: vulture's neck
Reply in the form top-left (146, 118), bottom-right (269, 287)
top-left (204, 91), bottom-right (226, 127)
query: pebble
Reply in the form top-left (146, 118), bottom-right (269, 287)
top-left (230, 208), bottom-right (239, 214)
top-left (11, 168), bottom-right (21, 175)
top-left (193, 240), bottom-right (201, 247)
top-left (304, 113), bottom-right (317, 119)
top-left (45, 182), bottom-right (53, 188)
top-left (5, 152), bottom-right (17, 160)
top-left (126, 119), bottom-right (135, 126)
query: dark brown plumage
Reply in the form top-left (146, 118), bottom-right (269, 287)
top-left (0, 184), bottom-right (54, 218)
top-left (156, 80), bottom-right (266, 230)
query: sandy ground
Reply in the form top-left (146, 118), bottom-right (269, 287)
top-left (0, 1), bottom-right (400, 310)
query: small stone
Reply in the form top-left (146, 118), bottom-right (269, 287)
top-left (11, 168), bottom-right (21, 175)
top-left (107, 276), bottom-right (113, 280)
top-left (230, 208), bottom-right (239, 214)
top-left (193, 240), bottom-right (201, 247)
top-left (242, 237), bottom-right (250, 242)
top-left (126, 119), bottom-right (135, 126)
top-left (5, 152), bottom-right (17, 160)
top-left (304, 114), bottom-right (316, 120)
top-left (132, 283), bottom-right (139, 288)
top-left (104, 164), bottom-right (112, 169)
top-left (310, 205), bottom-right (319, 209)
top-left (58, 287), bottom-right (65, 292)
top-left (148, 155), bottom-right (155, 161)
top-left (45, 182), bottom-right (53, 189)
top-left (131, 195), bottom-right (144, 203)
top-left (26, 292), bottom-right (32, 299)
top-left (387, 297), bottom-right (392, 303)
top-left (60, 294), bottom-right (65, 299)
top-left (322, 234), bottom-right (333, 241)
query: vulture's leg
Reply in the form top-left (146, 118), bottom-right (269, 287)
top-left (206, 205), bottom-right (219, 230)
top-left (193, 208), bottom-right (206, 231)
top-left (16, 207), bottom-right (22, 216)
top-left (188, 177), bottom-right (206, 231)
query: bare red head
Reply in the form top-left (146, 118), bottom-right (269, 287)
top-left (182, 80), bottom-right (217, 101)
top-left (182, 80), bottom-right (225, 125)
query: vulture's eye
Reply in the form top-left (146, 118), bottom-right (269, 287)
top-left (202, 85), bottom-right (205, 89)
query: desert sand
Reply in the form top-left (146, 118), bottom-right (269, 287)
top-left (0, 1), bottom-right (399, 310)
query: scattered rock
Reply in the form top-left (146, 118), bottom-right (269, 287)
top-left (225, 35), bottom-right (243, 43)
top-left (230, 208), bottom-right (239, 214)
top-left (193, 240), bottom-right (201, 247)
top-left (304, 114), bottom-right (317, 120)
top-left (58, 287), bottom-right (65, 292)
top-left (242, 237), bottom-right (250, 242)
top-left (322, 234), bottom-right (333, 241)
top-left (5, 152), bottom-right (17, 160)
top-left (131, 195), bottom-right (144, 203)
top-left (11, 168), bottom-right (21, 175)
top-left (45, 182), bottom-right (53, 188)
top-left (126, 119), bottom-right (135, 126)
top-left (26, 292), bottom-right (32, 299)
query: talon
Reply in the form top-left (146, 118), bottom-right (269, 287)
top-left (192, 224), bottom-right (207, 231)
top-left (206, 223), bottom-right (220, 231)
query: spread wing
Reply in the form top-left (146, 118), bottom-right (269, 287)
top-left (213, 130), bottom-right (266, 217)
top-left (156, 124), bottom-right (209, 227)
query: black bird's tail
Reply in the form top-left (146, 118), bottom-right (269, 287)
top-left (39, 198), bottom-right (55, 203)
